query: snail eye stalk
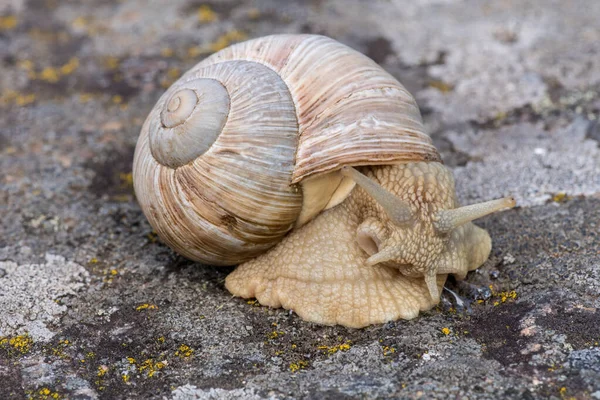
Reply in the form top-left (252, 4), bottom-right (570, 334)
top-left (432, 197), bottom-right (516, 234)
top-left (341, 166), bottom-right (414, 227)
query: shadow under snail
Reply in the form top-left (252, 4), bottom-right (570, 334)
top-left (133, 34), bottom-right (515, 328)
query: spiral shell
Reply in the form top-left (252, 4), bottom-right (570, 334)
top-left (133, 34), bottom-right (440, 265)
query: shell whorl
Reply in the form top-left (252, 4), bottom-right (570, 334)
top-left (134, 60), bottom-right (302, 265)
top-left (150, 79), bottom-right (230, 168)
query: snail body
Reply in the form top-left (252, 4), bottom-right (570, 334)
top-left (133, 34), bottom-right (515, 328)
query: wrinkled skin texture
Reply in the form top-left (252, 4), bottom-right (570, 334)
top-left (226, 162), bottom-right (491, 328)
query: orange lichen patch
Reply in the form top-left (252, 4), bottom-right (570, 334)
top-left (175, 344), bottom-right (194, 358)
top-left (317, 341), bottom-right (351, 355)
top-left (197, 4), bottom-right (217, 22)
top-left (0, 15), bottom-right (18, 31)
top-left (289, 360), bottom-right (309, 372)
top-left (428, 79), bottom-right (454, 93)
top-left (441, 327), bottom-right (451, 335)
top-left (0, 334), bottom-right (34, 354)
top-left (136, 303), bottom-right (158, 311)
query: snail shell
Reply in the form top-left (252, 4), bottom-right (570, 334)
top-left (133, 34), bottom-right (440, 265)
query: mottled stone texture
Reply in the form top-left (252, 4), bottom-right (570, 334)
top-left (0, 0), bottom-right (598, 399)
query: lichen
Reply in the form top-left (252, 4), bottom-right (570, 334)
top-left (317, 341), bottom-right (352, 355)
top-left (136, 303), bottom-right (158, 311)
top-left (0, 15), bottom-right (18, 31)
top-left (197, 5), bottom-right (217, 23)
top-left (175, 344), bottom-right (194, 358)
top-left (289, 360), bottom-right (309, 372)
top-left (1, 334), bottom-right (34, 354)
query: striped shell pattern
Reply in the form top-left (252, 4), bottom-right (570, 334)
top-left (133, 34), bottom-right (440, 265)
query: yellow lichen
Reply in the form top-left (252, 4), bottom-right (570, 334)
top-left (157, 336), bottom-right (165, 343)
top-left (268, 331), bottom-right (285, 339)
top-left (441, 327), bottom-right (451, 335)
top-left (1, 334), bottom-right (33, 354)
top-left (0, 15), bottom-right (18, 31)
top-left (103, 56), bottom-right (120, 71)
top-left (59, 57), bottom-right (79, 75)
top-left (97, 365), bottom-right (108, 377)
top-left (139, 358), bottom-right (167, 377)
top-left (147, 231), bottom-right (158, 243)
top-left (289, 360), bottom-right (309, 372)
top-left (175, 344), bottom-right (194, 358)
top-left (382, 346), bottom-right (396, 356)
top-left (160, 48), bottom-right (174, 57)
top-left (552, 192), bottom-right (570, 203)
top-left (71, 16), bottom-right (89, 30)
top-left (210, 30), bottom-right (247, 52)
top-left (559, 387), bottom-right (567, 395)
top-left (110, 269), bottom-right (118, 276)
top-left (111, 95), bottom-right (123, 104)
top-left (317, 341), bottom-right (352, 355)
top-left (127, 357), bottom-right (136, 364)
top-left (247, 8), bottom-right (260, 19)
top-left (197, 5), bottom-right (217, 22)
top-left (1, 90), bottom-right (36, 107)
top-left (122, 373), bottom-right (130, 383)
top-left (136, 303), bottom-right (158, 311)
top-left (119, 172), bottom-right (133, 187)
top-left (39, 67), bottom-right (60, 83)
top-left (428, 80), bottom-right (454, 93)
top-left (89, 257), bottom-right (99, 264)
top-left (79, 93), bottom-right (94, 103)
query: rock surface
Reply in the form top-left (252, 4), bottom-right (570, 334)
top-left (1, 0), bottom-right (599, 399)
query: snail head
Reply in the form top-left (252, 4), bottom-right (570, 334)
top-left (341, 164), bottom-right (515, 302)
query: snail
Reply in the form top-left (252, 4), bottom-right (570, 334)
top-left (133, 34), bottom-right (515, 328)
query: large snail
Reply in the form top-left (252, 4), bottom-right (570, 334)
top-left (133, 34), bottom-right (515, 328)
